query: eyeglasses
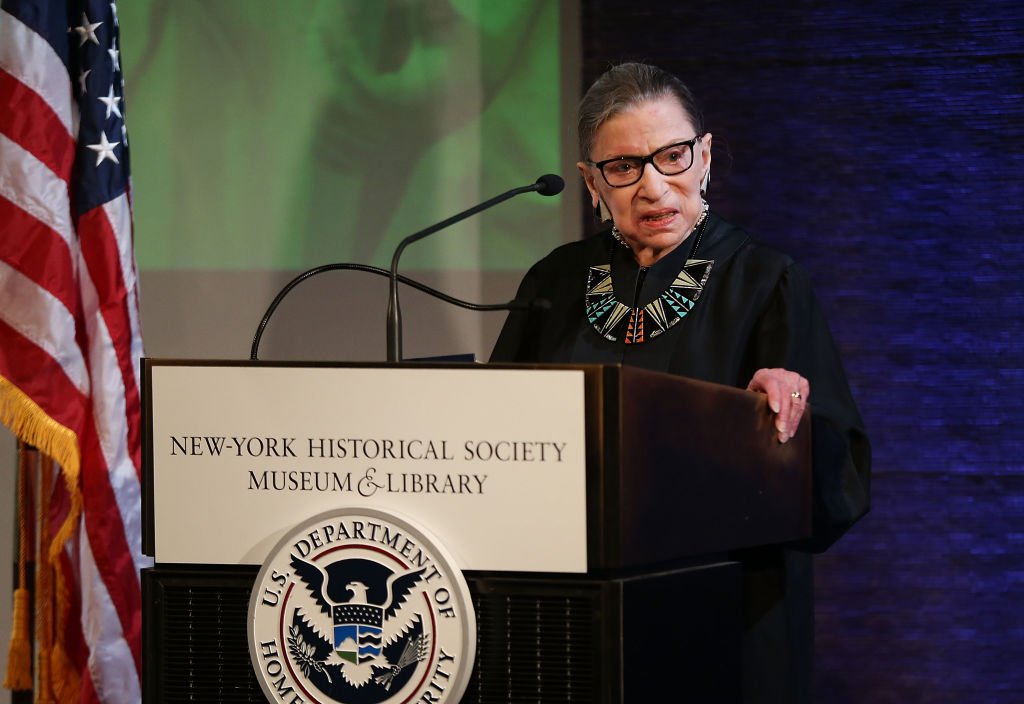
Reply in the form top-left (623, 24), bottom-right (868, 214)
top-left (587, 136), bottom-right (702, 188)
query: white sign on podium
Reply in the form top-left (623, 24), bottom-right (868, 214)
top-left (148, 364), bottom-right (588, 573)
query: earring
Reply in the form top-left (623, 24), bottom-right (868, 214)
top-left (700, 168), bottom-right (710, 196)
top-left (594, 199), bottom-right (612, 222)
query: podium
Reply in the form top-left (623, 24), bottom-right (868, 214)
top-left (141, 360), bottom-right (810, 703)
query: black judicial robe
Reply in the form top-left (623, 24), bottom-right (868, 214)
top-left (491, 213), bottom-right (871, 703)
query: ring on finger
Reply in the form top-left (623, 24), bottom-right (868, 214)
top-left (791, 390), bottom-right (802, 400)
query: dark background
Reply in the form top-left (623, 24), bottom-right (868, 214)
top-left (579, 1), bottom-right (1023, 701)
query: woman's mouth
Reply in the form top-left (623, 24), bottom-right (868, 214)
top-left (639, 210), bottom-right (677, 225)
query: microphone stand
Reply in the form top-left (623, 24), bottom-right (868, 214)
top-left (250, 262), bottom-right (542, 361)
top-left (386, 174), bottom-right (564, 362)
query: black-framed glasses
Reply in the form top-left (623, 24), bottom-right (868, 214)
top-left (587, 136), bottom-right (702, 187)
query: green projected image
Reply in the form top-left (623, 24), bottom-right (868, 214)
top-left (120, 1), bottom-right (562, 271)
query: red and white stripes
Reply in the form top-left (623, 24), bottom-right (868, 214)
top-left (1, 5), bottom-right (146, 702)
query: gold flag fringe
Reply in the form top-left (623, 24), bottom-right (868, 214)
top-left (44, 462), bottom-right (82, 702)
top-left (3, 443), bottom-right (32, 691)
top-left (2, 377), bottom-right (84, 698)
top-left (0, 378), bottom-right (80, 482)
top-left (50, 495), bottom-right (81, 704)
top-left (3, 590), bottom-right (31, 690)
top-left (50, 640), bottom-right (80, 704)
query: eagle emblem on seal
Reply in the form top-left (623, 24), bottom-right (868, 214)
top-left (288, 555), bottom-right (430, 697)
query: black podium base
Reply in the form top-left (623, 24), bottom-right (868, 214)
top-left (142, 561), bottom-right (741, 703)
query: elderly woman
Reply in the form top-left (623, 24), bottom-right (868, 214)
top-left (492, 63), bottom-right (870, 703)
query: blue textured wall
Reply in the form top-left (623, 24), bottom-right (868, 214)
top-left (580, 1), bottom-right (1023, 701)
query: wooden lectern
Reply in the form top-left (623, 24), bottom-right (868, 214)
top-left (141, 361), bottom-right (810, 703)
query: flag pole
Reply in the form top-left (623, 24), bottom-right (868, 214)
top-left (4, 441), bottom-right (33, 692)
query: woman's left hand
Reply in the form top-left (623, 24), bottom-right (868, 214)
top-left (746, 368), bottom-right (810, 444)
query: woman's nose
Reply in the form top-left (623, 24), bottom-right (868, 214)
top-left (635, 161), bottom-right (668, 197)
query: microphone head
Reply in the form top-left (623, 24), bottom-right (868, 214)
top-left (534, 173), bottom-right (565, 197)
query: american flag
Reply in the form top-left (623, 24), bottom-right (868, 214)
top-left (0, 1), bottom-right (146, 702)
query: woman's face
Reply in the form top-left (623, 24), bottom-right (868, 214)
top-left (578, 96), bottom-right (711, 265)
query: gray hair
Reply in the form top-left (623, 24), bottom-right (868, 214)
top-left (577, 63), bottom-right (705, 160)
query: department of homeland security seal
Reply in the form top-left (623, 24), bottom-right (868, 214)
top-left (248, 508), bottom-right (476, 703)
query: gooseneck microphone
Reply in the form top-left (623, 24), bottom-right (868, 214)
top-left (249, 263), bottom-right (550, 361)
top-left (386, 174), bottom-right (564, 362)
